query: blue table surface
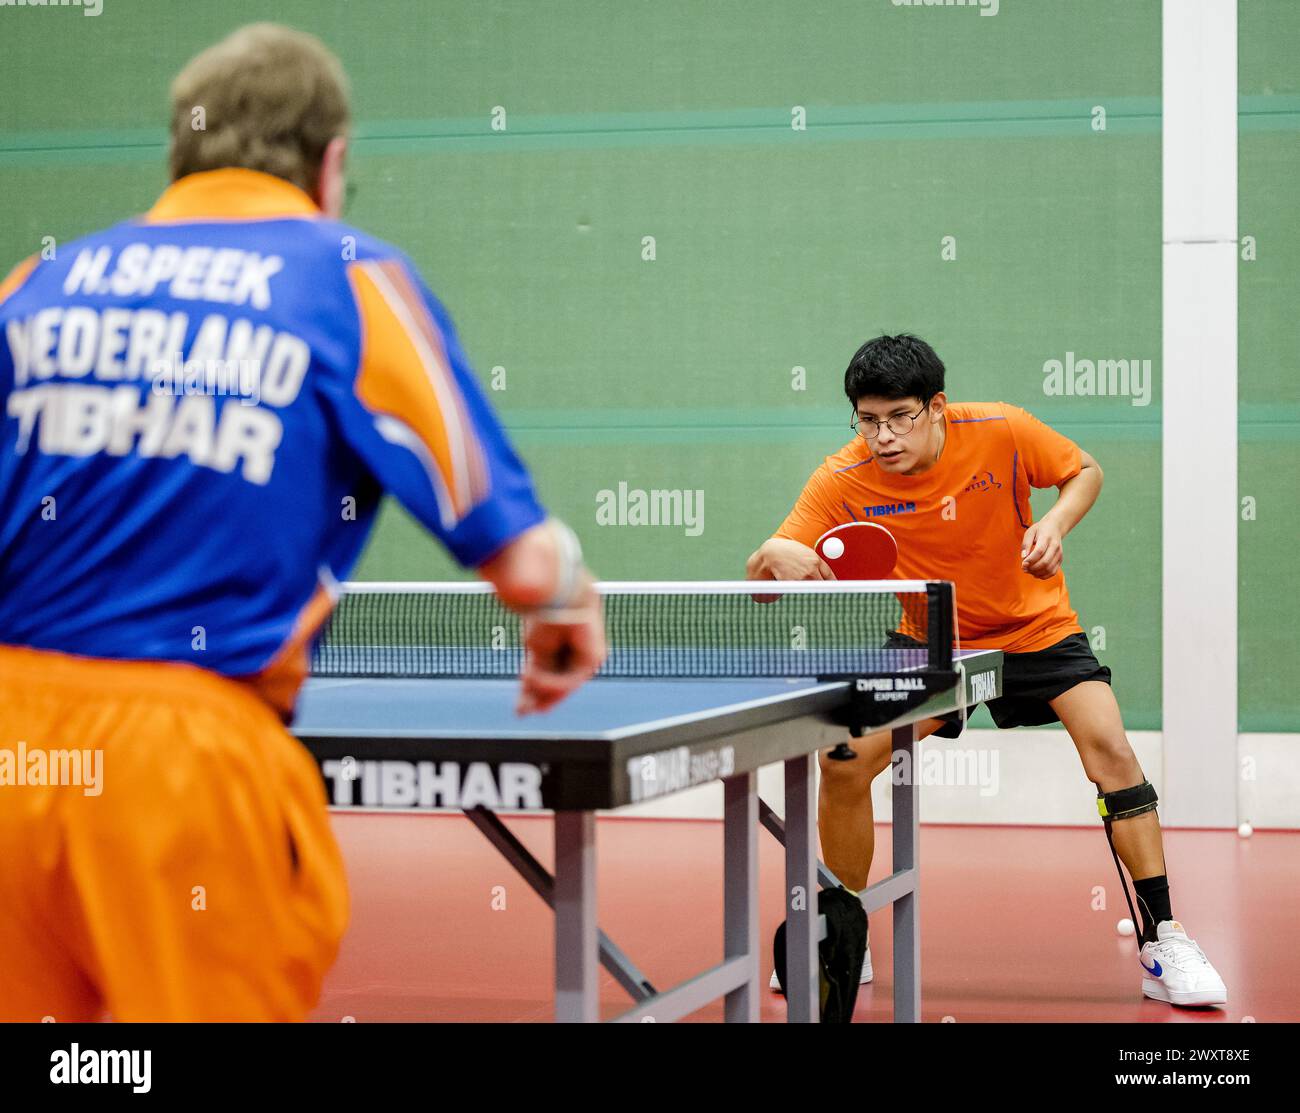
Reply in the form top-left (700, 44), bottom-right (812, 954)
top-left (292, 648), bottom-right (996, 741)
top-left (293, 676), bottom-right (835, 740)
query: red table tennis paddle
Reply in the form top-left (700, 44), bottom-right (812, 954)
top-left (814, 522), bottom-right (898, 579)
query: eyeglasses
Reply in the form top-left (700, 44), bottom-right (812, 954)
top-left (850, 401), bottom-right (929, 440)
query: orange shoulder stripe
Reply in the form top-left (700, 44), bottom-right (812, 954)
top-left (373, 261), bottom-right (489, 502)
top-left (0, 255), bottom-right (39, 308)
top-left (347, 259), bottom-right (487, 525)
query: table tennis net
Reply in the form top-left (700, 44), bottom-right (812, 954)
top-left (311, 581), bottom-right (955, 679)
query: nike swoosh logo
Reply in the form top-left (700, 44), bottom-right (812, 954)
top-left (1141, 958), bottom-right (1162, 976)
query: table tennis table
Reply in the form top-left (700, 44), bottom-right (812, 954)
top-left (292, 581), bottom-right (1004, 1023)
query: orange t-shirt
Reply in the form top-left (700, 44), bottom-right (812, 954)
top-left (774, 401), bottom-right (1084, 652)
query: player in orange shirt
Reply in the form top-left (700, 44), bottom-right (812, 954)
top-left (747, 334), bottom-right (1226, 1008)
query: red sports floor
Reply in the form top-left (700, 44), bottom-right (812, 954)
top-left (312, 814), bottom-right (1298, 1023)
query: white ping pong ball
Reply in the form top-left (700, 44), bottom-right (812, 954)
top-left (1238, 822), bottom-right (1253, 838)
top-left (1116, 918), bottom-right (1135, 937)
top-left (823, 537), bottom-right (845, 559)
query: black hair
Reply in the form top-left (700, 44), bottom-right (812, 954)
top-left (843, 334), bottom-right (945, 407)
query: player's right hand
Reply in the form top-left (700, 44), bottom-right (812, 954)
top-left (745, 538), bottom-right (835, 582)
top-left (517, 579), bottom-right (606, 715)
top-left (744, 538), bottom-right (834, 603)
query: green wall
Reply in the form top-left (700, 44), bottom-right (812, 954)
top-left (0, 1), bottom-right (1293, 730)
top-left (1239, 0), bottom-right (1300, 732)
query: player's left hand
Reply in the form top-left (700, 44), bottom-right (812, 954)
top-left (1020, 520), bottom-right (1064, 578)
top-left (517, 578), bottom-right (606, 715)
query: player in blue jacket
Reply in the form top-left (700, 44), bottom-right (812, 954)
top-left (0, 23), bottom-right (605, 1021)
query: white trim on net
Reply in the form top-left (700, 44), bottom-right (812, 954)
top-left (338, 579), bottom-right (934, 596)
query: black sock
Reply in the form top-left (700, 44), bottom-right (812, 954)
top-left (1132, 875), bottom-right (1172, 943)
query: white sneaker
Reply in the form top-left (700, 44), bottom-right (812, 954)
top-left (1139, 920), bottom-right (1227, 1006)
top-left (769, 944), bottom-right (873, 991)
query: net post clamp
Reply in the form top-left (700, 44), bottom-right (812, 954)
top-left (824, 667), bottom-right (960, 734)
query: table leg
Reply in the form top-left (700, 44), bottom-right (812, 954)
top-left (892, 723), bottom-right (921, 1023)
top-left (723, 772), bottom-right (759, 1022)
top-left (783, 753), bottom-right (819, 1023)
top-left (554, 810), bottom-right (598, 1022)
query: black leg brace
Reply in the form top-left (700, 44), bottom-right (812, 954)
top-left (1097, 781), bottom-right (1160, 949)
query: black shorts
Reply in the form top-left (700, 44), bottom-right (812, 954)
top-left (886, 631), bottom-right (1111, 740)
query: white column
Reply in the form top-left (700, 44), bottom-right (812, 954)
top-left (1161, 0), bottom-right (1238, 827)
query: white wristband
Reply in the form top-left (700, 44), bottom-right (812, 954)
top-left (533, 518), bottom-right (586, 620)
